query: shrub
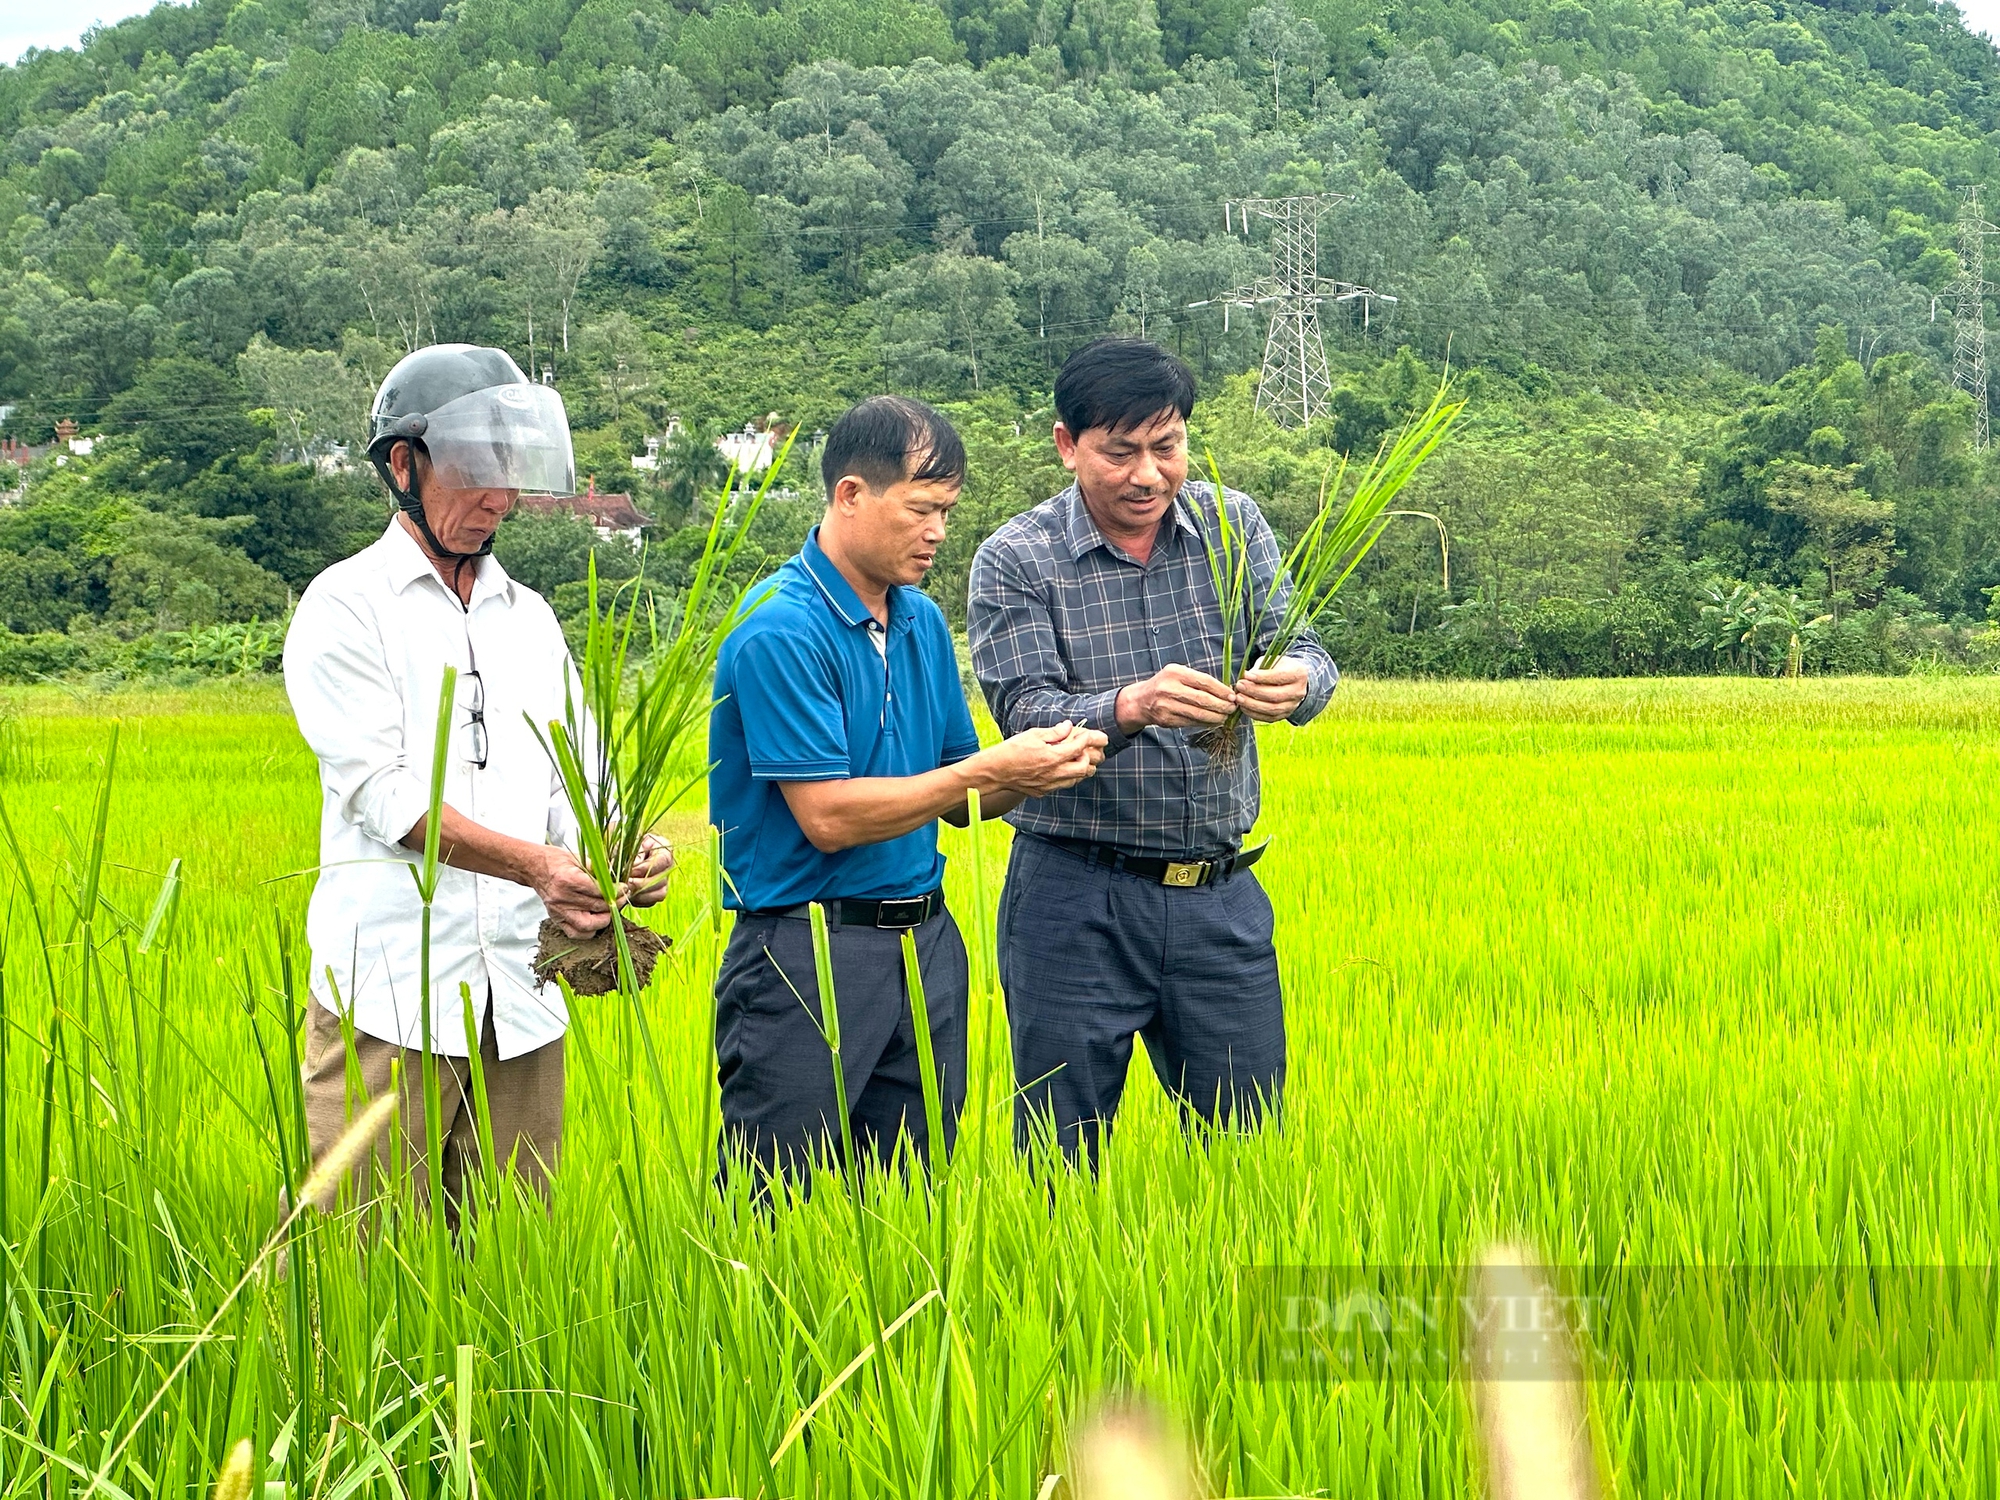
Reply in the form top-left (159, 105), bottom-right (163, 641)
top-left (0, 630), bottom-right (87, 682)
top-left (1522, 596), bottom-right (1614, 677)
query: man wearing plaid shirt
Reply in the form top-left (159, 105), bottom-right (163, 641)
top-left (967, 337), bottom-right (1337, 1166)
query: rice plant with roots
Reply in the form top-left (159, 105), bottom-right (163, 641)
top-left (1190, 377), bottom-right (1465, 762)
top-left (531, 428), bottom-right (798, 997)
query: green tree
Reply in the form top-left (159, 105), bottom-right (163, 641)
top-left (1113, 239), bottom-right (1172, 340)
top-left (874, 249), bottom-right (1022, 395)
top-left (165, 268), bottom-right (255, 364)
top-left (656, 422), bottom-right (729, 524)
top-left (103, 359), bottom-right (261, 476)
top-left (691, 185), bottom-right (778, 325)
top-left (577, 313), bottom-right (656, 424)
top-left (427, 95), bottom-right (586, 208)
top-left (1237, 0), bottom-right (1323, 120)
top-left (1763, 461), bottom-right (1896, 620)
top-left (35, 147), bottom-right (96, 208)
top-left (1063, 0), bottom-right (1170, 85)
top-left (106, 512), bottom-right (290, 630)
top-left (183, 456), bottom-right (384, 588)
top-left (237, 334), bottom-right (371, 461)
top-left (42, 299), bottom-right (158, 409)
top-left (1001, 224), bottom-right (1109, 348)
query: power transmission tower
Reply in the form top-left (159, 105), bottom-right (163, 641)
top-left (1954, 185), bottom-right (1997, 450)
top-left (1188, 194), bottom-right (1395, 429)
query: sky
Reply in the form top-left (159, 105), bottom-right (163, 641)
top-left (1953, 0), bottom-right (2000, 44)
top-left (1, 0), bottom-right (171, 66)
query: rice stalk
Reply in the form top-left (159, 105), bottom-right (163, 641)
top-left (532, 428), bottom-right (798, 999)
top-left (1190, 377), bottom-right (1465, 761)
top-left (82, 1092), bottom-right (400, 1495)
top-left (769, 1286), bottom-right (941, 1465)
top-left (809, 900), bottom-right (916, 1495)
top-left (901, 924), bottom-right (954, 1498)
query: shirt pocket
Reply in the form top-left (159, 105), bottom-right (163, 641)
top-left (1174, 612), bottom-right (1235, 681)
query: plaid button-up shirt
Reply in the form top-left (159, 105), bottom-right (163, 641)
top-left (967, 480), bottom-right (1337, 857)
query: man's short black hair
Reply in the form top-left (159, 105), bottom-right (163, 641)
top-left (822, 395), bottom-right (967, 495)
top-left (1054, 337), bottom-right (1197, 437)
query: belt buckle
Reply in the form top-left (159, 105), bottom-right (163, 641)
top-left (1161, 860), bottom-right (1208, 888)
top-left (875, 896), bottom-right (927, 929)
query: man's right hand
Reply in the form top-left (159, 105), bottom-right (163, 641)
top-left (1115, 663), bottom-right (1238, 732)
top-left (532, 847), bottom-right (613, 938)
top-left (987, 720), bottom-right (1108, 796)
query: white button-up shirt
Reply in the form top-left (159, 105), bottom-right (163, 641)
top-left (284, 520), bottom-right (580, 1059)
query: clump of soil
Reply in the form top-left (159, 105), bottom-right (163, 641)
top-left (533, 916), bottom-right (669, 996)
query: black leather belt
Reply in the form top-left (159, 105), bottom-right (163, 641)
top-left (745, 888), bottom-right (946, 929)
top-left (1035, 833), bottom-right (1268, 888)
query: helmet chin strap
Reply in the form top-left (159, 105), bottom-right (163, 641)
top-left (387, 440), bottom-right (494, 564)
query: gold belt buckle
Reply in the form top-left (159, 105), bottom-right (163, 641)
top-left (1161, 860), bottom-right (1208, 888)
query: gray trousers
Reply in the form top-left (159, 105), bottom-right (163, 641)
top-left (713, 905), bottom-right (969, 1185)
top-left (998, 832), bottom-right (1285, 1168)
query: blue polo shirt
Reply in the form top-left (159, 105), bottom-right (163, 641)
top-left (709, 528), bottom-right (983, 911)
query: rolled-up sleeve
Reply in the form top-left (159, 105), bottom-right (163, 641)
top-left (283, 591), bottom-right (429, 849)
top-left (968, 537), bottom-right (1134, 757)
top-left (1238, 490), bottom-right (1339, 727)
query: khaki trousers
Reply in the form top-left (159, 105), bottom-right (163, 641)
top-left (301, 997), bottom-right (564, 1214)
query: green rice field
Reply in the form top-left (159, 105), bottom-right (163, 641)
top-left (2, 676), bottom-right (1998, 1496)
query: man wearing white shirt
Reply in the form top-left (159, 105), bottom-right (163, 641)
top-left (284, 343), bottom-right (669, 1213)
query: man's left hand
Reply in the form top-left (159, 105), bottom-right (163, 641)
top-left (1234, 659), bottom-right (1311, 723)
top-left (621, 833), bottom-right (675, 908)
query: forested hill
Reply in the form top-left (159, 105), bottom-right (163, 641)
top-left (4, 0), bottom-right (2000, 680)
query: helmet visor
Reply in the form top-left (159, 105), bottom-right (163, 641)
top-left (420, 382), bottom-right (576, 496)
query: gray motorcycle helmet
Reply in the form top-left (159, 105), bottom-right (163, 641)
top-left (367, 344), bottom-right (578, 560)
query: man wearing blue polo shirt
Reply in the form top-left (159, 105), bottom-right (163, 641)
top-left (709, 396), bottom-right (1107, 1184)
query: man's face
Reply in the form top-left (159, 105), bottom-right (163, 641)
top-left (831, 466), bottom-right (961, 588)
top-left (1055, 408), bottom-right (1189, 537)
top-left (392, 444), bottom-right (515, 554)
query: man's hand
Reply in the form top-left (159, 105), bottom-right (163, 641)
top-left (621, 833), bottom-right (675, 908)
top-left (1234, 658), bottom-right (1311, 723)
top-left (1115, 663), bottom-right (1237, 733)
top-left (532, 846), bottom-right (612, 938)
top-left (986, 720), bottom-right (1108, 796)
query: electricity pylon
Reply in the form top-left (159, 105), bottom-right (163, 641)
top-left (1188, 194), bottom-right (1395, 429)
top-left (1955, 186), bottom-right (1997, 450)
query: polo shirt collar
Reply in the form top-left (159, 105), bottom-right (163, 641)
top-left (379, 518), bottom-right (515, 605)
top-left (800, 526), bottom-right (906, 631)
top-left (1060, 482), bottom-right (1202, 562)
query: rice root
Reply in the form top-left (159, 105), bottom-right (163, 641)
top-left (1188, 712), bottom-right (1248, 764)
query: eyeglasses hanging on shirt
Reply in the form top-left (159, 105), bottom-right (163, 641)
top-left (439, 563), bottom-right (490, 772)
top-left (462, 664), bottom-right (488, 769)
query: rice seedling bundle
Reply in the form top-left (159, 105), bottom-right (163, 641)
top-left (0, 674), bottom-right (1997, 1495)
top-left (532, 432), bottom-right (796, 997)
top-left (1191, 378), bottom-right (1464, 761)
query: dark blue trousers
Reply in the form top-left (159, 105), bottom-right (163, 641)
top-left (996, 832), bottom-right (1285, 1167)
top-left (714, 906), bottom-right (968, 1186)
